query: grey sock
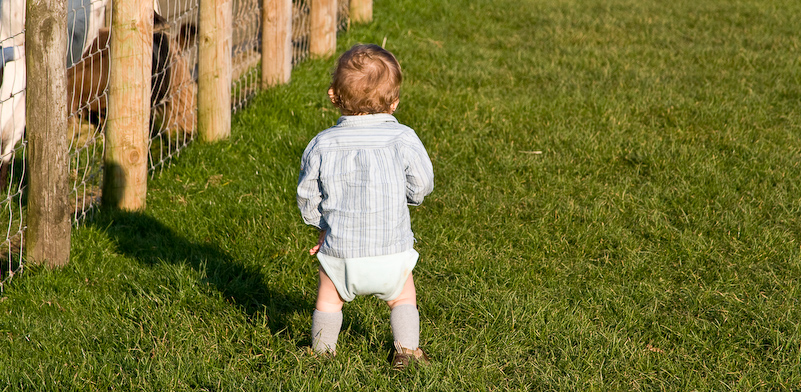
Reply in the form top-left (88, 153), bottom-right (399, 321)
top-left (390, 304), bottom-right (420, 350)
top-left (311, 310), bottom-right (342, 354)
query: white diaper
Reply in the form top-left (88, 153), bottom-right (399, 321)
top-left (317, 249), bottom-right (419, 302)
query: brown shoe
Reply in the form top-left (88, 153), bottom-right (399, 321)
top-left (391, 341), bottom-right (430, 370)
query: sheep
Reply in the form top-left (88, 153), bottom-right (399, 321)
top-left (0, 0), bottom-right (25, 190)
top-left (67, 12), bottom-right (198, 139)
top-left (0, 3), bottom-right (198, 191)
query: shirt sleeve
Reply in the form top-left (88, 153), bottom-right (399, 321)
top-left (403, 133), bottom-right (434, 206)
top-left (297, 147), bottom-right (329, 230)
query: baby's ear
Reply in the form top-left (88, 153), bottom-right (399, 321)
top-left (328, 87), bottom-right (338, 105)
top-left (389, 99), bottom-right (400, 114)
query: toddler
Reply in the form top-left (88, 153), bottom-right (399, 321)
top-left (296, 44), bottom-right (434, 369)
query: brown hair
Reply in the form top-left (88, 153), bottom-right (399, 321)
top-left (329, 44), bottom-right (402, 115)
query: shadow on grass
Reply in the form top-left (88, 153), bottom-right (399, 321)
top-left (88, 208), bottom-right (312, 337)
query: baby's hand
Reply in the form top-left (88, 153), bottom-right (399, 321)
top-left (309, 229), bottom-right (327, 256)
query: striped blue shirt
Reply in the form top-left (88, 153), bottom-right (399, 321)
top-left (297, 114), bottom-right (434, 258)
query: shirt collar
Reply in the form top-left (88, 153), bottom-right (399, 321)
top-left (336, 113), bottom-right (398, 128)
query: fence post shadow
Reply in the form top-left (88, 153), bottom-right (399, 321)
top-left (87, 208), bottom-right (312, 335)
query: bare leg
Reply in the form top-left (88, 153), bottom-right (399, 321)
top-left (311, 268), bottom-right (345, 354)
top-left (316, 268), bottom-right (345, 312)
top-left (386, 273), bottom-right (416, 309)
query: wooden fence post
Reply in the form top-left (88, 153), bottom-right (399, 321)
top-left (310, 0), bottom-right (336, 58)
top-left (26, 0), bottom-right (71, 267)
top-left (350, 0), bottom-right (372, 24)
top-left (103, 0), bottom-right (153, 210)
top-left (198, 0), bottom-right (232, 142)
top-left (261, 0), bottom-right (292, 88)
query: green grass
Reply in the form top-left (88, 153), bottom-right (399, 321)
top-left (3, 0), bottom-right (801, 389)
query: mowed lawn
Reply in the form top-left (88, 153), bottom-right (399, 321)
top-left (2, 0), bottom-right (801, 390)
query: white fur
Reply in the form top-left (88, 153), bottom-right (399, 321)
top-left (80, 0), bottom-right (109, 57)
top-left (0, 0), bottom-right (26, 170)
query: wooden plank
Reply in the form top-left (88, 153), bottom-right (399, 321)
top-left (103, 0), bottom-right (153, 210)
top-left (310, 0), bottom-right (336, 58)
top-left (350, 0), bottom-right (372, 24)
top-left (26, 0), bottom-right (71, 267)
top-left (198, 0), bottom-right (232, 141)
top-left (262, 0), bottom-right (292, 88)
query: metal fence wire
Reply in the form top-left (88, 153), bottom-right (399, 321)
top-left (337, 0), bottom-right (350, 34)
top-left (0, 0), bottom-right (27, 291)
top-left (67, 0), bottom-right (110, 223)
top-left (149, 0), bottom-right (200, 173)
top-left (292, 0), bottom-right (310, 66)
top-left (232, 0), bottom-right (262, 112)
top-left (0, 0), bottom-right (353, 291)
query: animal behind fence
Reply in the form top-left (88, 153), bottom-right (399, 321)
top-left (67, 11), bottom-right (198, 147)
top-left (0, 0), bottom-right (200, 195)
top-left (0, 0), bottom-right (356, 288)
top-left (0, 0), bottom-right (26, 190)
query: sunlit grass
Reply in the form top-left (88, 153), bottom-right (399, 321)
top-left (1, 0), bottom-right (800, 389)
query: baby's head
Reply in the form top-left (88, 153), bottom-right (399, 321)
top-left (329, 44), bottom-right (402, 115)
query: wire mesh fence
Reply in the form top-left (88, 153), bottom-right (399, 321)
top-left (149, 0), bottom-right (200, 172)
top-left (292, 0), bottom-right (311, 66)
top-left (0, 0), bottom-right (27, 291)
top-left (232, 0), bottom-right (262, 112)
top-left (337, 0), bottom-right (350, 34)
top-left (66, 0), bottom-right (110, 223)
top-left (0, 0), bottom-right (355, 291)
